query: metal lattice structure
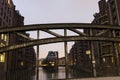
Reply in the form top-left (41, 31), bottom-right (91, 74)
top-left (0, 23), bottom-right (120, 78)
top-left (0, 23), bottom-right (120, 52)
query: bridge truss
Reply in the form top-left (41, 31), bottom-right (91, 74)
top-left (0, 23), bottom-right (120, 78)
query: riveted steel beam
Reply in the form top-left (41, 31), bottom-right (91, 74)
top-left (14, 32), bottom-right (34, 40)
top-left (0, 36), bottom-right (120, 53)
top-left (41, 29), bottom-right (63, 37)
top-left (69, 28), bottom-right (87, 36)
top-left (95, 29), bottom-right (109, 36)
top-left (0, 23), bottom-right (120, 33)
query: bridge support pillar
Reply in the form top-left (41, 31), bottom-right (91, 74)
top-left (64, 28), bottom-right (69, 79)
top-left (36, 30), bottom-right (40, 80)
top-left (112, 30), bottom-right (120, 75)
top-left (90, 29), bottom-right (97, 77)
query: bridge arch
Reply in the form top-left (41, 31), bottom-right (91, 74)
top-left (1, 23), bottom-right (120, 77)
top-left (0, 36), bottom-right (120, 53)
top-left (0, 23), bottom-right (120, 53)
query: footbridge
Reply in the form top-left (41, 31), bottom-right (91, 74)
top-left (0, 23), bottom-right (120, 80)
top-left (0, 23), bottom-right (120, 52)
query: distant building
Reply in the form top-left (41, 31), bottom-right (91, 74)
top-left (0, 0), bottom-right (36, 72)
top-left (69, 41), bottom-right (91, 72)
top-left (42, 51), bottom-right (58, 69)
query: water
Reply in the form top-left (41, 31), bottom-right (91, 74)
top-left (34, 67), bottom-right (67, 80)
top-left (33, 67), bottom-right (91, 80)
top-left (0, 67), bottom-right (91, 80)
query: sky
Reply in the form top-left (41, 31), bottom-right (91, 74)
top-left (12, 0), bottom-right (100, 58)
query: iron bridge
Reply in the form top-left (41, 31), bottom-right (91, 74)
top-left (0, 23), bottom-right (120, 79)
top-left (0, 23), bottom-right (120, 53)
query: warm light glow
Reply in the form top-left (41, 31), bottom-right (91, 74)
top-left (103, 58), bottom-right (106, 62)
top-left (1, 34), bottom-right (4, 40)
top-left (0, 43), bottom-right (5, 47)
top-left (51, 63), bottom-right (55, 66)
top-left (20, 61), bottom-right (24, 66)
top-left (0, 53), bottom-right (5, 62)
top-left (111, 57), bottom-right (114, 63)
top-left (86, 50), bottom-right (91, 55)
top-left (8, 0), bottom-right (11, 6)
top-left (4, 35), bottom-right (7, 42)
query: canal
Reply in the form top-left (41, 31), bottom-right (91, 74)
top-left (3, 67), bottom-right (91, 80)
top-left (33, 67), bottom-right (66, 80)
top-left (32, 67), bottom-right (91, 80)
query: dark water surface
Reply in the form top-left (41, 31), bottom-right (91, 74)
top-left (1, 67), bottom-right (91, 80)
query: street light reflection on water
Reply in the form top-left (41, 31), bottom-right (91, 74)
top-left (34, 67), bottom-right (66, 80)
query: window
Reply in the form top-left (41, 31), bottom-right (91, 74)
top-left (7, 0), bottom-right (11, 7)
top-left (0, 53), bottom-right (5, 62)
top-left (1, 34), bottom-right (4, 40)
top-left (4, 34), bottom-right (7, 41)
top-left (0, 43), bottom-right (5, 47)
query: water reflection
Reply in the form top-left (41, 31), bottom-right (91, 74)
top-left (35, 67), bottom-right (66, 80)
top-left (6, 70), bottom-right (35, 80)
top-left (2, 67), bottom-right (92, 80)
top-left (34, 67), bottom-right (91, 80)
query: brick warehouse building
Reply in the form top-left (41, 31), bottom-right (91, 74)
top-left (0, 0), bottom-right (36, 73)
top-left (69, 0), bottom-right (120, 76)
top-left (92, 0), bottom-right (120, 76)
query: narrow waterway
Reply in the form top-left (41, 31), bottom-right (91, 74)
top-left (2, 67), bottom-right (91, 80)
top-left (33, 67), bottom-right (67, 80)
top-left (33, 67), bottom-right (91, 80)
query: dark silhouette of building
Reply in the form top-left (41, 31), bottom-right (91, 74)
top-left (69, 0), bottom-right (120, 76)
top-left (0, 0), bottom-right (36, 73)
top-left (92, 0), bottom-right (120, 76)
top-left (42, 51), bottom-right (58, 70)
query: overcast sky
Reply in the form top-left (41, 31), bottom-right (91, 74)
top-left (12, 0), bottom-right (100, 58)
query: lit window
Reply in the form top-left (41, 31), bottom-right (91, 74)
top-left (1, 34), bottom-right (4, 40)
top-left (1, 43), bottom-right (5, 47)
top-left (103, 58), bottom-right (106, 62)
top-left (111, 57), bottom-right (114, 63)
top-left (20, 61), bottom-right (24, 66)
top-left (0, 53), bottom-right (5, 62)
top-left (7, 0), bottom-right (11, 6)
top-left (4, 35), bottom-right (7, 41)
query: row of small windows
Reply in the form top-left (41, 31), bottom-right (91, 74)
top-left (0, 0), bottom-right (12, 7)
top-left (0, 5), bottom-right (12, 16)
top-left (0, 1), bottom-right (12, 27)
top-left (0, 18), bottom-right (11, 27)
top-left (1, 8), bottom-right (12, 18)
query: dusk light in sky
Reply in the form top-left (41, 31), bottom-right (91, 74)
top-left (12, 0), bottom-right (99, 58)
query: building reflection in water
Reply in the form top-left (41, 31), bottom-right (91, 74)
top-left (5, 70), bottom-right (35, 80)
top-left (2, 67), bottom-right (92, 80)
